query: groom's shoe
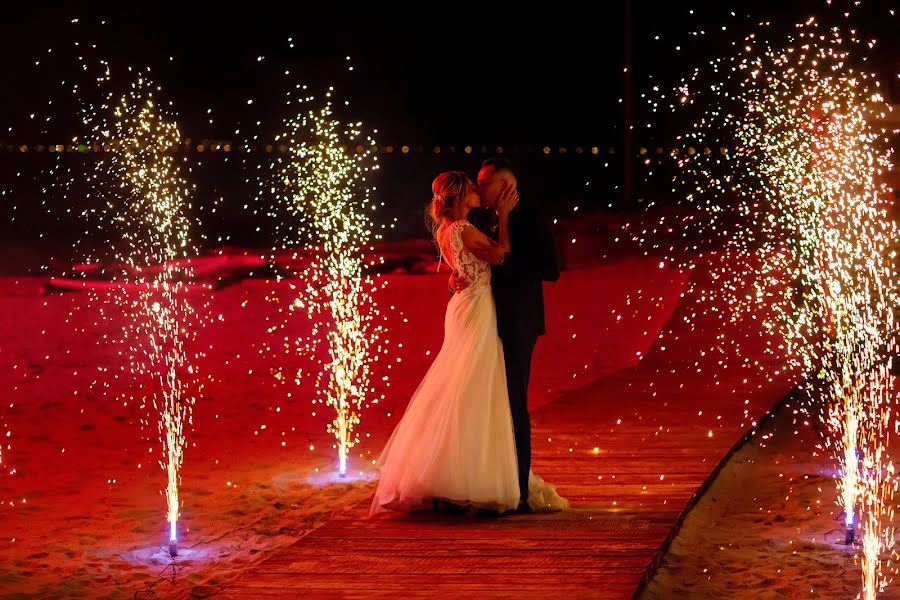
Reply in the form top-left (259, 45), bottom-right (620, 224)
top-left (514, 501), bottom-right (532, 515)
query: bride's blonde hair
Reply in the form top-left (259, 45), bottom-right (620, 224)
top-left (427, 171), bottom-right (474, 239)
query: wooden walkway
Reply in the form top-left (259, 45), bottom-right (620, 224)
top-left (216, 267), bottom-right (794, 599)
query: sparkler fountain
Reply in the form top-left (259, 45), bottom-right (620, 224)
top-left (74, 70), bottom-right (204, 557)
top-left (262, 87), bottom-right (387, 478)
top-left (646, 17), bottom-right (898, 599)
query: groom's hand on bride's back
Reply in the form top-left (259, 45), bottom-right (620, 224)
top-left (449, 272), bottom-right (470, 294)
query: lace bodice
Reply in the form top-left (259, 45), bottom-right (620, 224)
top-left (448, 220), bottom-right (491, 290)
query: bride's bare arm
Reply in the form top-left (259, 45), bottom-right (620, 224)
top-left (460, 225), bottom-right (507, 265)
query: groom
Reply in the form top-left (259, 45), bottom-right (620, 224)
top-left (452, 157), bottom-right (560, 513)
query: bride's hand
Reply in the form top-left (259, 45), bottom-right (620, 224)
top-left (496, 185), bottom-right (519, 217)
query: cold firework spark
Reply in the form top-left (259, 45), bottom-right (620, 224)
top-left (264, 88), bottom-right (388, 477)
top-left (76, 69), bottom-right (205, 555)
top-left (648, 18), bottom-right (898, 599)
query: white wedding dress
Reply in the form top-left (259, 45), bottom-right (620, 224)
top-left (370, 219), bottom-right (568, 516)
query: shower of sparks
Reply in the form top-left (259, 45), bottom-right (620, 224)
top-left (641, 17), bottom-right (898, 598)
top-left (68, 67), bottom-right (206, 550)
top-left (260, 88), bottom-right (387, 476)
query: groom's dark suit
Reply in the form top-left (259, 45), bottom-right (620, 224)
top-left (467, 201), bottom-right (560, 503)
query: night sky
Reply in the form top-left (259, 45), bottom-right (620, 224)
top-left (0, 1), bottom-right (896, 248)
top-left (3, 1), bottom-right (895, 144)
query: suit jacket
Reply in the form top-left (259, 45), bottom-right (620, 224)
top-left (467, 202), bottom-right (561, 341)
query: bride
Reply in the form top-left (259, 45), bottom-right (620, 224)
top-left (370, 171), bottom-right (568, 516)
